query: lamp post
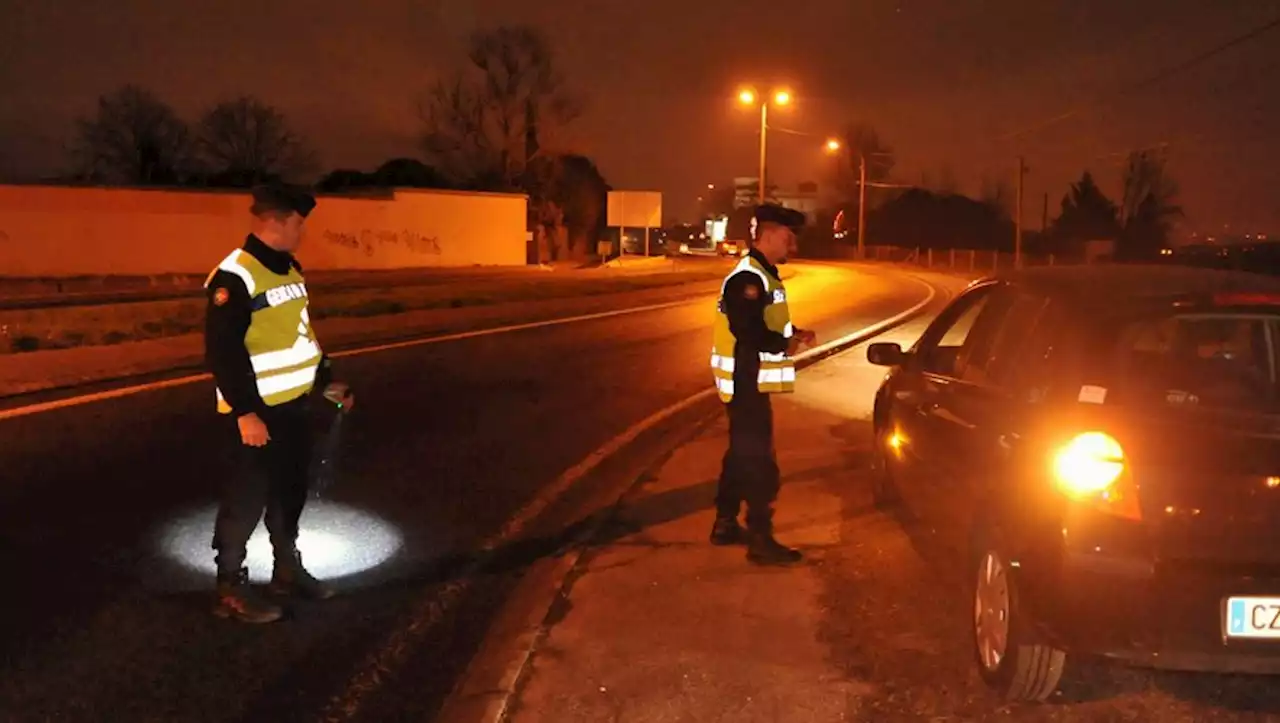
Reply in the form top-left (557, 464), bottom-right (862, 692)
top-left (738, 88), bottom-right (791, 205)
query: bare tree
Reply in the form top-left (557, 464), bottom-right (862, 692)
top-left (832, 122), bottom-right (893, 199)
top-left (1120, 148), bottom-right (1181, 227)
top-left (70, 85), bottom-right (190, 185)
top-left (1119, 149), bottom-right (1183, 258)
top-left (419, 25), bottom-right (580, 190)
top-left (195, 96), bottom-right (317, 186)
top-left (979, 174), bottom-right (1014, 217)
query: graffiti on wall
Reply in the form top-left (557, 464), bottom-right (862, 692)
top-left (321, 229), bottom-right (443, 257)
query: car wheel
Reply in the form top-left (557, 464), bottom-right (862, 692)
top-left (972, 545), bottom-right (1066, 703)
top-left (869, 425), bottom-right (900, 509)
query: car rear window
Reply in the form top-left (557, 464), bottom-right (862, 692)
top-left (1113, 312), bottom-right (1280, 414)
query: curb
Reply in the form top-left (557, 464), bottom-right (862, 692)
top-left (447, 271), bottom-right (959, 723)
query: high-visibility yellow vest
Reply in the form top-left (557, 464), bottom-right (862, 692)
top-left (206, 248), bottom-right (323, 414)
top-left (710, 255), bottom-right (796, 403)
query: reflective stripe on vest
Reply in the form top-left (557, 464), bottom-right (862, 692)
top-left (207, 248), bottom-right (322, 413)
top-left (710, 255), bottom-right (796, 402)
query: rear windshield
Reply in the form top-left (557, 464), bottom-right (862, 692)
top-left (1112, 312), bottom-right (1280, 415)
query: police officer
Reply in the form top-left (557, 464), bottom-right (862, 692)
top-left (709, 204), bottom-right (817, 565)
top-left (204, 184), bottom-right (354, 623)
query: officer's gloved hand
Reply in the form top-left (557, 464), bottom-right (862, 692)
top-left (323, 381), bottom-right (355, 412)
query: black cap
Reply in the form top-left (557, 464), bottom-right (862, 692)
top-left (250, 183), bottom-right (317, 219)
top-left (753, 203), bottom-right (805, 233)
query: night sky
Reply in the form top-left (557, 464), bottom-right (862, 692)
top-left (2, 0), bottom-right (1278, 235)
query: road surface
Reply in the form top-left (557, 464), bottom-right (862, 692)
top-left (0, 261), bottom-right (938, 723)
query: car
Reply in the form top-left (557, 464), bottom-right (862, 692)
top-left (865, 264), bottom-right (1280, 702)
top-left (716, 240), bottom-right (748, 257)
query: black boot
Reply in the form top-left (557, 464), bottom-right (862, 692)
top-left (269, 548), bottom-right (335, 600)
top-left (214, 567), bottom-right (284, 623)
top-left (746, 530), bottom-right (802, 566)
top-left (709, 516), bottom-right (746, 545)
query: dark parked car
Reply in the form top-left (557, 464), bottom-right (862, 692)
top-left (866, 264), bottom-right (1280, 702)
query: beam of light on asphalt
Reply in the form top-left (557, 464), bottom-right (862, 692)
top-left (157, 500), bottom-right (403, 582)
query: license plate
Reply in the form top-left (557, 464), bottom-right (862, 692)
top-left (1226, 597), bottom-right (1280, 638)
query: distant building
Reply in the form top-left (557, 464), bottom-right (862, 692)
top-left (731, 177), bottom-right (821, 218)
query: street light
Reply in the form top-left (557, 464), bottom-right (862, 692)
top-left (825, 138), bottom-right (841, 153)
top-left (737, 86), bottom-right (792, 204)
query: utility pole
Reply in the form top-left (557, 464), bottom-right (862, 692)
top-left (1015, 156), bottom-right (1027, 269)
top-left (1042, 191), bottom-right (1049, 232)
top-left (758, 103), bottom-right (768, 204)
top-left (857, 153), bottom-right (867, 260)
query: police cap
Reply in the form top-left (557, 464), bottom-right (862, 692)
top-left (753, 203), bottom-right (805, 233)
top-left (250, 183), bottom-right (317, 219)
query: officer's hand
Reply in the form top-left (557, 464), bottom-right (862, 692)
top-left (324, 381), bottom-right (354, 411)
top-left (798, 329), bottom-right (818, 347)
top-left (238, 413), bottom-right (270, 447)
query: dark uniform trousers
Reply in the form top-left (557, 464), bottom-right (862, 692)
top-left (212, 396), bottom-right (313, 575)
top-left (715, 391), bottom-right (780, 532)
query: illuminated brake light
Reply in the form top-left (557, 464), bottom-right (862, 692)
top-left (1212, 292), bottom-right (1280, 306)
top-left (1052, 432), bottom-right (1141, 520)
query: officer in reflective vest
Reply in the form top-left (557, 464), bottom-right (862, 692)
top-left (709, 204), bottom-right (817, 565)
top-left (204, 184), bottom-right (354, 623)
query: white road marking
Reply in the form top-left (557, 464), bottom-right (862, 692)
top-left (319, 273), bottom-right (941, 723)
top-left (0, 296), bottom-right (710, 423)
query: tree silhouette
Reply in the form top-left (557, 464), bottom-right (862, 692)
top-left (1118, 149), bottom-right (1182, 259)
top-left (70, 85), bottom-right (190, 185)
top-left (868, 188), bottom-right (1012, 251)
top-left (419, 25), bottom-right (580, 190)
top-left (701, 184), bottom-right (737, 218)
top-left (1050, 171), bottom-right (1121, 256)
top-left (372, 158), bottom-right (450, 188)
top-left (195, 96), bottom-right (316, 187)
top-left (831, 122), bottom-right (893, 205)
top-left (524, 153), bottom-right (609, 261)
top-left (979, 175), bottom-right (1014, 219)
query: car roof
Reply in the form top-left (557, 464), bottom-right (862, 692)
top-left (976, 264), bottom-right (1280, 312)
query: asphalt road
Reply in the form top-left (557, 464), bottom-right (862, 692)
top-left (807, 315), bottom-right (1280, 722)
top-left (0, 261), bottom-right (935, 723)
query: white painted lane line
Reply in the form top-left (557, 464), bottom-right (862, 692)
top-left (0, 297), bottom-right (711, 423)
top-left (0, 264), bottom-right (833, 422)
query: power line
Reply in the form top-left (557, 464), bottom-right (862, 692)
top-left (994, 13), bottom-right (1280, 143)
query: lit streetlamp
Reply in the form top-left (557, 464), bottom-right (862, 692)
top-left (737, 87), bottom-right (793, 204)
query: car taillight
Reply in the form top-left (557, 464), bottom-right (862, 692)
top-left (1213, 292), bottom-right (1280, 306)
top-left (1051, 432), bottom-right (1141, 520)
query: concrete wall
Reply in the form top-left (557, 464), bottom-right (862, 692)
top-left (0, 185), bottom-right (529, 276)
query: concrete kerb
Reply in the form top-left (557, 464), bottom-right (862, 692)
top-left (437, 271), bottom-right (961, 723)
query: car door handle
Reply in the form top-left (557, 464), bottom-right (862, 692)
top-left (915, 400), bottom-right (939, 416)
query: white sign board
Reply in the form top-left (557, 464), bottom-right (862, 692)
top-left (607, 191), bottom-right (662, 228)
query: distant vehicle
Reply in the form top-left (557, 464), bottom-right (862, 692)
top-left (619, 228), bottom-right (667, 256)
top-left (865, 264), bottom-right (1280, 702)
top-left (716, 240), bottom-right (748, 257)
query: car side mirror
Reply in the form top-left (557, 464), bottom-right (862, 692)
top-left (867, 342), bottom-right (906, 367)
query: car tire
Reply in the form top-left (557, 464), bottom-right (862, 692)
top-left (869, 425), bottom-right (900, 509)
top-left (971, 544), bottom-right (1066, 703)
